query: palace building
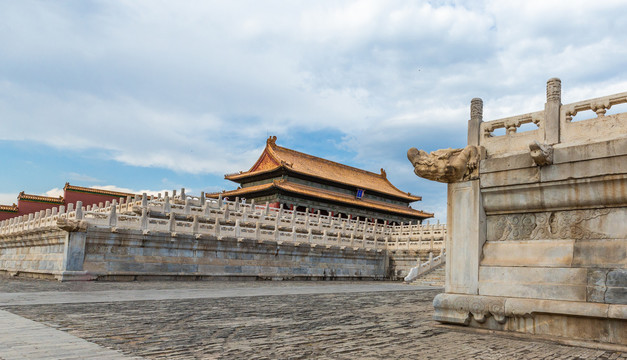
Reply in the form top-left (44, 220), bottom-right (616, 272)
top-left (0, 183), bottom-right (135, 221)
top-left (208, 136), bottom-right (432, 224)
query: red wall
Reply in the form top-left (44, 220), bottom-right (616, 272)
top-left (16, 199), bottom-right (61, 218)
top-left (0, 211), bottom-right (18, 221)
top-left (64, 189), bottom-right (127, 208)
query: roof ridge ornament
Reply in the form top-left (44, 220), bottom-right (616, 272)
top-left (267, 135), bottom-right (277, 146)
top-left (380, 168), bottom-right (387, 178)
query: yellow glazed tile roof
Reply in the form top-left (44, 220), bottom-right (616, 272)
top-left (0, 204), bottom-right (18, 212)
top-left (225, 136), bottom-right (421, 202)
top-left (208, 179), bottom-right (432, 219)
top-left (17, 192), bottom-right (64, 204)
top-left (63, 183), bottom-right (136, 198)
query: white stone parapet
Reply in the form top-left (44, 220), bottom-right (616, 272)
top-left (0, 193), bottom-right (446, 252)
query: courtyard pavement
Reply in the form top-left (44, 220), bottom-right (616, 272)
top-left (0, 277), bottom-right (624, 359)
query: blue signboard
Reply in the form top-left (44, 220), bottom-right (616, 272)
top-left (356, 189), bottom-right (364, 199)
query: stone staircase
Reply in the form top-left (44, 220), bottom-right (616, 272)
top-left (410, 264), bottom-right (445, 287)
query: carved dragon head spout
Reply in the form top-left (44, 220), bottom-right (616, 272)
top-left (407, 145), bottom-right (482, 183)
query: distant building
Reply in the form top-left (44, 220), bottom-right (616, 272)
top-left (208, 136), bottom-right (432, 224)
top-left (0, 183), bottom-right (135, 221)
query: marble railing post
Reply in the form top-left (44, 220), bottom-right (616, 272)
top-left (214, 218), bottom-right (221, 237)
top-left (235, 219), bottom-right (241, 238)
top-left (141, 208), bottom-right (148, 230)
top-left (75, 202), bottom-right (83, 220)
top-left (545, 77), bottom-right (562, 144)
top-left (468, 98), bottom-right (483, 146)
top-left (184, 198), bottom-right (191, 215)
top-left (164, 194), bottom-right (171, 213)
top-left (192, 215), bottom-right (199, 233)
top-left (109, 200), bottom-right (117, 227)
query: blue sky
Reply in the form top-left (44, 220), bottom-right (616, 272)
top-left (1, 0), bottom-right (627, 222)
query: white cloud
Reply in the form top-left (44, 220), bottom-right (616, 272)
top-left (1, 0), bottom-right (627, 220)
top-left (44, 188), bottom-right (64, 198)
top-left (0, 193), bottom-right (18, 205)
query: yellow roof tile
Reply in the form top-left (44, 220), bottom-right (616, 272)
top-left (225, 136), bottom-right (421, 201)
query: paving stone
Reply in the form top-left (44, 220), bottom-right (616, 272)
top-left (0, 280), bottom-right (624, 359)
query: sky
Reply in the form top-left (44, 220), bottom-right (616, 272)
top-left (1, 0), bottom-right (627, 223)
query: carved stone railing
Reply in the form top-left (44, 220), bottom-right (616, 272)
top-left (479, 110), bottom-right (544, 155)
top-left (0, 191), bottom-right (446, 253)
top-left (403, 250), bottom-right (446, 282)
top-left (561, 91), bottom-right (627, 143)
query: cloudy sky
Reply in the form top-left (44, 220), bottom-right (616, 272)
top-left (1, 0), bottom-right (627, 222)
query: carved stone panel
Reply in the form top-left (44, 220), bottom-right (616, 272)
top-left (486, 208), bottom-right (625, 241)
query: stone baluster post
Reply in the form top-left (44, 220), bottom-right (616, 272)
top-left (141, 193), bottom-right (148, 208)
top-left (307, 228), bottom-right (313, 243)
top-left (141, 208), bottom-right (148, 231)
top-left (180, 188), bottom-right (186, 201)
top-left (164, 194), bottom-right (171, 213)
top-left (264, 202), bottom-right (270, 216)
top-left (322, 229), bottom-right (328, 246)
top-left (200, 191), bottom-right (205, 206)
top-left (169, 213), bottom-right (176, 233)
top-left (235, 219), bottom-right (241, 238)
top-left (192, 215), bottom-right (199, 233)
top-left (429, 251), bottom-right (434, 268)
top-left (183, 198), bottom-right (190, 215)
top-left (468, 98), bottom-right (483, 146)
top-left (545, 77), bottom-right (562, 145)
top-left (255, 221), bottom-right (261, 239)
top-left (214, 218), bottom-right (221, 237)
top-left (291, 225), bottom-right (297, 242)
top-left (234, 197), bottom-right (240, 211)
top-left (172, 189), bottom-right (177, 199)
top-left (218, 194), bottom-right (223, 208)
top-left (109, 200), bottom-right (117, 227)
top-left (75, 202), bottom-right (83, 220)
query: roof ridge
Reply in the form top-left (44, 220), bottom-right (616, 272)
top-left (18, 192), bottom-right (64, 203)
top-left (272, 143), bottom-right (384, 179)
top-left (0, 204), bottom-right (18, 212)
top-left (64, 183), bottom-right (136, 197)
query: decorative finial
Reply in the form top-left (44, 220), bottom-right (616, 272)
top-left (471, 98), bottom-right (483, 122)
top-left (380, 168), bottom-right (387, 178)
top-left (546, 78), bottom-right (561, 103)
top-left (267, 135), bottom-right (277, 146)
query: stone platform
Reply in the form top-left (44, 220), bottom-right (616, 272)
top-left (0, 277), bottom-right (624, 359)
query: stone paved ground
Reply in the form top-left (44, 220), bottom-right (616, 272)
top-left (0, 277), bottom-right (625, 359)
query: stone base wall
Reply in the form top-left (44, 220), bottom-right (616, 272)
top-left (3, 227), bottom-right (387, 281)
top-left (433, 293), bottom-right (627, 347)
top-left (0, 229), bottom-right (67, 279)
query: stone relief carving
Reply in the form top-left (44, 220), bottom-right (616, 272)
top-left (489, 209), bottom-right (612, 241)
top-left (529, 140), bottom-right (553, 166)
top-left (57, 219), bottom-right (88, 232)
top-left (407, 145), bottom-right (481, 183)
top-left (433, 293), bottom-right (507, 325)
